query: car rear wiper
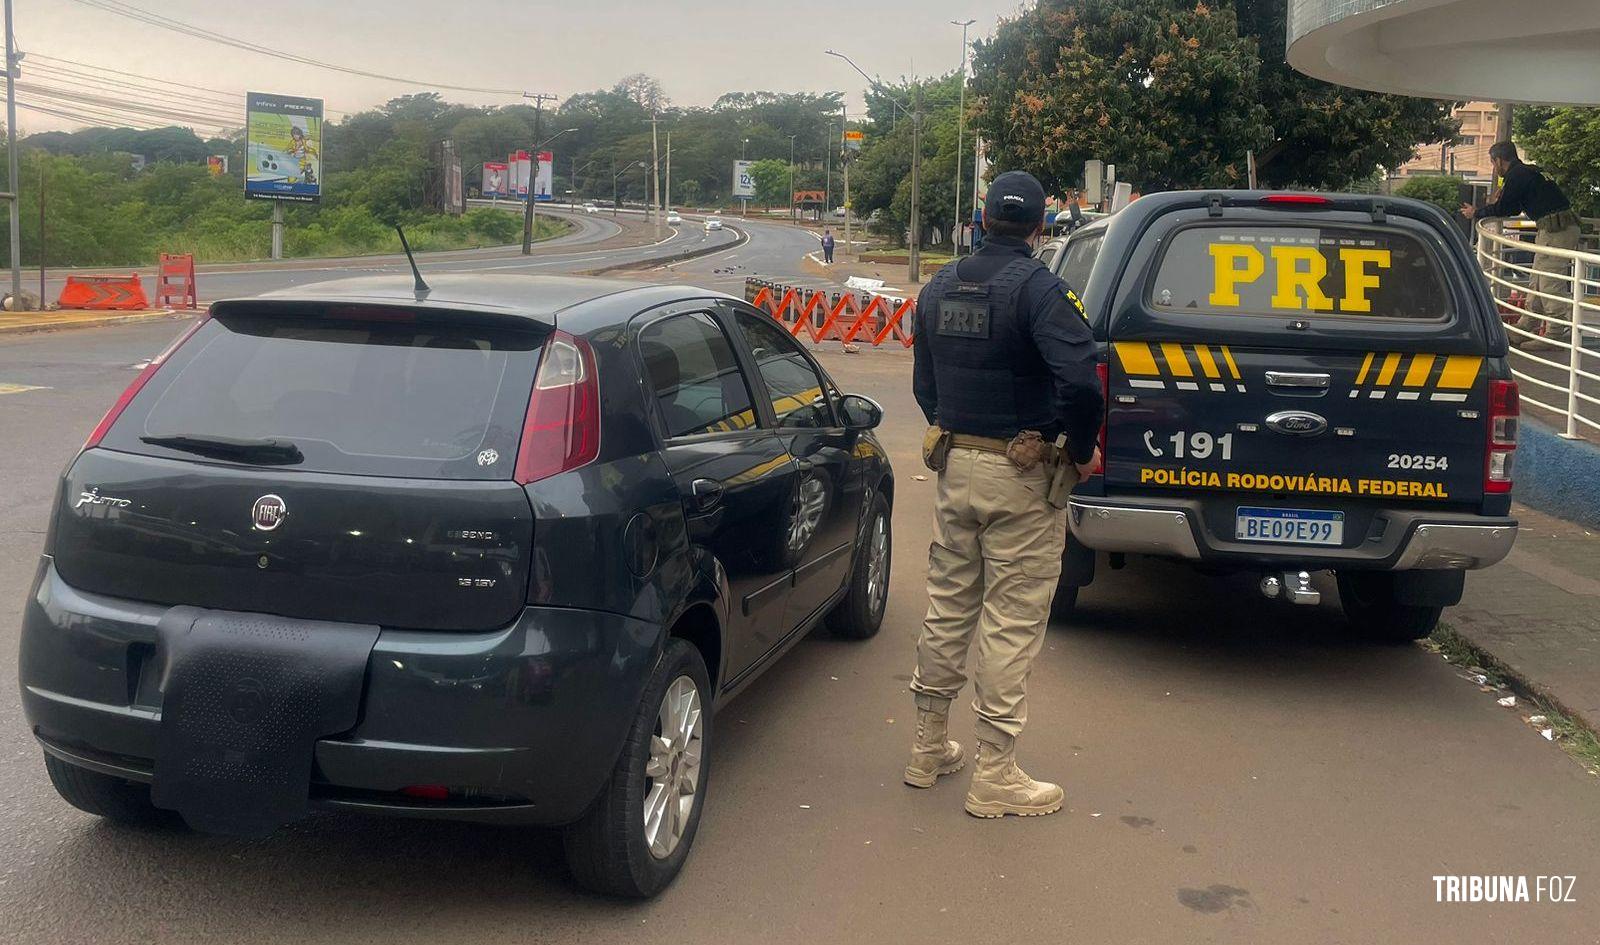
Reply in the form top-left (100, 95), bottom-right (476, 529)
top-left (140, 434), bottom-right (304, 465)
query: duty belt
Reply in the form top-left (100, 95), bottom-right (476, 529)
top-left (949, 433), bottom-right (1064, 465)
top-left (948, 434), bottom-right (1012, 455)
top-left (1537, 209), bottom-right (1579, 232)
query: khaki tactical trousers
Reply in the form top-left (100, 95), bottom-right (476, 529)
top-left (1522, 219), bottom-right (1581, 341)
top-left (911, 447), bottom-right (1069, 745)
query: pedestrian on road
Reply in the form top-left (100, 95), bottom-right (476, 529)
top-left (906, 170), bottom-right (1103, 819)
top-left (821, 229), bottom-right (836, 265)
top-left (1462, 141), bottom-right (1581, 352)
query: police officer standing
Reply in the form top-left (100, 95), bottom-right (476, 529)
top-left (905, 171), bottom-right (1103, 819)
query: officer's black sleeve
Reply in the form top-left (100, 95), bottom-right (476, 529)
top-left (1479, 165), bottom-right (1528, 219)
top-left (912, 283), bottom-right (939, 425)
top-left (1023, 270), bottom-right (1103, 463)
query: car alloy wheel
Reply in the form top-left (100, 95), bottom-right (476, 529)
top-left (865, 511), bottom-right (889, 621)
top-left (644, 675), bottom-right (704, 860)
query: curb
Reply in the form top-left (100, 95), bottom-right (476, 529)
top-left (579, 224), bottom-right (751, 276)
top-left (1512, 418), bottom-right (1600, 531)
top-left (0, 308), bottom-right (189, 336)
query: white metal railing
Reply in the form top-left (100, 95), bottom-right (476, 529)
top-left (1475, 216), bottom-right (1600, 439)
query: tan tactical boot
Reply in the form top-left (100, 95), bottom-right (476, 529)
top-left (904, 695), bottom-right (965, 788)
top-left (964, 737), bottom-right (1064, 818)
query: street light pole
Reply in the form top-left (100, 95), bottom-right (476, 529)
top-left (952, 18), bottom-right (974, 256)
top-left (825, 48), bottom-right (923, 283)
top-left (4, 0), bottom-right (21, 304)
top-left (741, 137), bottom-right (749, 218)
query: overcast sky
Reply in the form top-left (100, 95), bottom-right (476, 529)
top-left (20, 0), bottom-right (1028, 134)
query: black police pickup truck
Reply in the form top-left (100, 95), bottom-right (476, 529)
top-left (1043, 191), bottom-right (1518, 641)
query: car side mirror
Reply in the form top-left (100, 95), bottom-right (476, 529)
top-left (839, 394), bottom-right (883, 431)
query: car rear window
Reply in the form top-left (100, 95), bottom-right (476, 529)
top-left (1149, 224), bottom-right (1450, 320)
top-left (107, 311), bottom-right (543, 480)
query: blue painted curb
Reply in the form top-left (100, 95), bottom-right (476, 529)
top-left (1515, 417), bottom-right (1600, 530)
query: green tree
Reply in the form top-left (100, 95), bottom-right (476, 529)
top-left (1519, 107), bottom-right (1600, 218)
top-left (748, 158), bottom-right (791, 208)
top-left (1396, 175), bottom-right (1463, 215)
top-left (969, 0), bottom-right (1457, 197)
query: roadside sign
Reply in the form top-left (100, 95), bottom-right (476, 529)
top-left (482, 161), bottom-right (509, 197)
top-left (733, 160), bottom-right (755, 199)
top-left (245, 92), bottom-right (323, 203)
top-left (843, 130), bottom-right (863, 151)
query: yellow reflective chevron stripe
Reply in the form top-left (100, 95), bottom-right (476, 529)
top-left (1160, 343), bottom-right (1194, 377)
top-left (1375, 352), bottom-right (1402, 386)
top-left (1355, 352), bottom-right (1375, 385)
top-left (1193, 344), bottom-right (1222, 379)
top-left (1437, 355), bottom-right (1484, 389)
top-left (1219, 346), bottom-right (1242, 380)
top-left (1114, 341), bottom-right (1160, 376)
top-left (1402, 353), bottom-right (1436, 387)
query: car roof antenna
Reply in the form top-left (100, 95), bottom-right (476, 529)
top-left (395, 226), bottom-right (431, 298)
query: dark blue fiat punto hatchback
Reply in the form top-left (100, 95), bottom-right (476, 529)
top-left (19, 274), bottom-right (893, 897)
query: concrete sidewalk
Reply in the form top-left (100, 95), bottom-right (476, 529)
top-left (1453, 504), bottom-right (1600, 733)
top-left (0, 308), bottom-right (184, 335)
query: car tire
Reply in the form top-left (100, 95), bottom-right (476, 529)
top-left (43, 754), bottom-right (175, 827)
top-left (563, 638), bottom-right (712, 898)
top-left (1336, 572), bottom-right (1442, 644)
top-left (826, 493), bottom-right (891, 640)
top-left (1049, 583), bottom-right (1079, 621)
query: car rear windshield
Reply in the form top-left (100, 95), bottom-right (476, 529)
top-left (107, 310), bottom-right (543, 480)
top-left (1149, 224), bottom-right (1450, 320)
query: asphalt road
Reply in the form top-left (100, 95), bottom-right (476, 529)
top-left (1, 225), bottom-right (1595, 943)
top-left (27, 206), bottom-right (746, 302)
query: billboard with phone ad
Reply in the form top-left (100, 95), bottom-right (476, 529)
top-left (245, 92), bottom-right (323, 202)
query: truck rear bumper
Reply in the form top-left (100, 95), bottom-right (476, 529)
top-left (1068, 496), bottom-right (1516, 571)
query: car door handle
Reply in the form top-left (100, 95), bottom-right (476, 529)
top-left (1264, 371), bottom-right (1330, 389)
top-left (688, 478), bottom-right (725, 512)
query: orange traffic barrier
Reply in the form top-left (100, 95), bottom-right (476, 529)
top-left (58, 274), bottom-right (150, 311)
top-left (749, 281), bottom-right (916, 348)
top-left (155, 253), bottom-right (198, 309)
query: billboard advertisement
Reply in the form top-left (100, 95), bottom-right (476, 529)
top-left (483, 161), bottom-right (509, 197)
top-left (207, 155), bottom-right (228, 176)
top-left (533, 150), bottom-right (554, 202)
top-left (732, 159), bottom-right (755, 199)
top-left (843, 129), bottom-right (863, 152)
top-left (245, 92), bottom-right (323, 203)
top-left (510, 150), bottom-right (531, 198)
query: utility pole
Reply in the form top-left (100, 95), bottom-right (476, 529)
top-left (649, 113), bottom-right (660, 228)
top-left (741, 137), bottom-right (749, 218)
top-left (5, 0), bottom-right (21, 304)
top-left (842, 103), bottom-right (852, 262)
top-left (665, 131), bottom-right (672, 213)
top-left (952, 19), bottom-right (974, 256)
top-left (522, 92), bottom-right (556, 254)
top-left (787, 133), bottom-right (797, 223)
top-left (824, 119), bottom-right (833, 222)
top-left (908, 82), bottom-right (922, 284)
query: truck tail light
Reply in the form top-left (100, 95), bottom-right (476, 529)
top-left (1094, 360), bottom-right (1108, 475)
top-left (83, 315), bottom-right (208, 450)
top-left (1485, 379), bottom-right (1519, 494)
top-left (515, 331), bottom-right (601, 485)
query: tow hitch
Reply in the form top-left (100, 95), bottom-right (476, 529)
top-left (1260, 571), bottom-right (1321, 606)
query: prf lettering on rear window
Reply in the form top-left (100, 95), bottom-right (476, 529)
top-left (1208, 243), bottom-right (1391, 313)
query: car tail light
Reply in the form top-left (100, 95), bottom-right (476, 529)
top-left (1260, 194), bottom-right (1331, 206)
top-left (514, 330), bottom-right (600, 485)
top-left (1485, 379), bottom-right (1519, 494)
top-left (1093, 360), bottom-right (1109, 475)
top-left (83, 315), bottom-right (208, 450)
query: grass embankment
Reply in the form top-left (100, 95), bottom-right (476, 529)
top-left (1427, 623), bottom-right (1600, 778)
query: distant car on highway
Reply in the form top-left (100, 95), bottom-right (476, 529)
top-left (666, 211), bottom-right (682, 226)
top-left (582, 202), bottom-right (599, 214)
top-left (705, 217), bottom-right (724, 232)
top-left (20, 274), bottom-right (894, 898)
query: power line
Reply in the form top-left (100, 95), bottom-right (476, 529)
top-left (64, 0), bottom-right (533, 96)
top-left (17, 82), bottom-right (242, 128)
top-left (28, 63), bottom-right (245, 114)
top-left (29, 54), bottom-right (350, 117)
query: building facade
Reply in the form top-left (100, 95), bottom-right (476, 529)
top-left (1394, 101), bottom-right (1499, 182)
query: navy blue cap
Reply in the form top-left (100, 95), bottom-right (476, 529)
top-left (984, 170), bottom-right (1046, 224)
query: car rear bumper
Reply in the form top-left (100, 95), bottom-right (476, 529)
top-left (1068, 496), bottom-right (1516, 571)
top-left (19, 557), bottom-right (660, 826)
